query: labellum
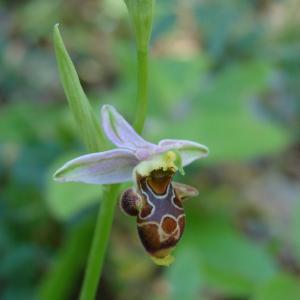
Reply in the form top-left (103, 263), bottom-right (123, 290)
top-left (120, 167), bottom-right (198, 266)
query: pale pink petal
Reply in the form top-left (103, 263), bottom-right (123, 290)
top-left (53, 149), bottom-right (139, 184)
top-left (101, 105), bottom-right (157, 152)
top-left (158, 139), bottom-right (209, 166)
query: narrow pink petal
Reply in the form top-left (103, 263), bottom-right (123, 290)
top-left (101, 105), bottom-right (157, 152)
top-left (158, 139), bottom-right (209, 166)
top-left (53, 149), bottom-right (139, 184)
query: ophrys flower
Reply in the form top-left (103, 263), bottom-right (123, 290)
top-left (54, 105), bottom-right (209, 265)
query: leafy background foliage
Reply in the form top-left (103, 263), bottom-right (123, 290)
top-left (1, 0), bottom-right (300, 299)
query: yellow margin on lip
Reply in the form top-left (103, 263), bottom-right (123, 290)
top-left (150, 254), bottom-right (175, 266)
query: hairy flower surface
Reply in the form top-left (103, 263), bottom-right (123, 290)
top-left (54, 105), bottom-right (209, 265)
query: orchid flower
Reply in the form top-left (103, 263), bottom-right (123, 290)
top-left (54, 105), bottom-right (209, 266)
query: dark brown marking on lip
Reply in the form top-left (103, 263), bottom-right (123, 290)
top-left (138, 223), bottom-right (180, 258)
top-left (137, 223), bottom-right (161, 253)
top-left (161, 216), bottom-right (177, 234)
top-left (147, 169), bottom-right (174, 195)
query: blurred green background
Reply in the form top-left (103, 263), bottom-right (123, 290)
top-left (1, 0), bottom-right (300, 299)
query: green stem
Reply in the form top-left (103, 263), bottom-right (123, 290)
top-left (134, 49), bottom-right (149, 134)
top-left (79, 185), bottom-right (119, 300)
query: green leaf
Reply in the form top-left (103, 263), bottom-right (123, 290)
top-left (46, 153), bottom-right (102, 221)
top-left (184, 212), bottom-right (278, 297)
top-left (166, 247), bottom-right (202, 300)
top-left (252, 273), bottom-right (300, 300)
top-left (53, 24), bottom-right (106, 152)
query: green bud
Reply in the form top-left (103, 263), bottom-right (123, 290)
top-left (124, 0), bottom-right (155, 51)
